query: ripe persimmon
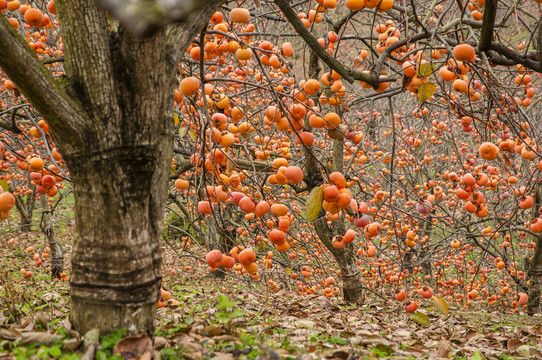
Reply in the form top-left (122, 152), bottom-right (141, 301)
top-left (206, 250), bottom-right (223, 268)
top-left (24, 8), bottom-right (44, 28)
top-left (453, 43), bottom-right (476, 62)
top-left (230, 8), bottom-right (250, 23)
top-left (239, 248), bottom-right (256, 265)
top-left (0, 192), bottom-right (15, 212)
top-left (180, 77), bottom-right (200, 97)
top-left (478, 142), bottom-right (499, 160)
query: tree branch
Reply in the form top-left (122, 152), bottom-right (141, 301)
top-left (0, 15), bottom-right (85, 149)
top-left (479, 0), bottom-right (497, 51)
top-left (273, 0), bottom-right (391, 86)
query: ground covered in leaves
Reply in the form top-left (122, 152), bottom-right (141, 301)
top-left (0, 231), bottom-right (541, 359)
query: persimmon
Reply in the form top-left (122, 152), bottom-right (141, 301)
top-left (198, 200), bottom-right (213, 214)
top-left (254, 201), bottom-right (270, 217)
top-left (519, 195), bottom-right (534, 210)
top-left (230, 8), bottom-right (250, 23)
top-left (0, 192), bottom-right (15, 212)
top-left (303, 79), bottom-right (320, 95)
top-left (452, 79), bottom-right (468, 93)
top-left (206, 249), bottom-right (223, 268)
top-left (239, 196), bottom-right (255, 213)
top-left (243, 262), bottom-right (258, 274)
top-left (6, 0), bottom-right (20, 11)
top-left (343, 229), bottom-right (356, 243)
top-left (239, 248), bottom-right (256, 265)
top-left (479, 142), bottom-right (499, 161)
top-left (323, 185), bottom-right (340, 202)
top-left (439, 66), bottom-right (456, 82)
top-left (24, 8), bottom-right (44, 28)
top-left (402, 61), bottom-right (416, 77)
top-left (285, 166), bottom-right (304, 184)
top-left (309, 115), bottom-right (326, 128)
top-left (270, 203), bottom-right (289, 216)
top-left (405, 301), bottom-right (417, 312)
top-left (377, 0), bottom-right (394, 12)
top-left (180, 77), bottom-right (200, 96)
top-left (453, 43), bottom-right (476, 62)
top-left (329, 172), bottom-right (346, 188)
top-left (210, 11), bottom-right (223, 25)
top-left (28, 157), bottom-right (44, 171)
top-left (269, 229), bottom-right (286, 245)
top-left (7, 17), bottom-right (19, 29)
top-left (324, 112), bottom-right (340, 129)
top-left (222, 255), bottom-right (236, 268)
top-left (345, 0), bottom-right (365, 10)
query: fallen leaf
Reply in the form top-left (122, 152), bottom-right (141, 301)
top-left (20, 331), bottom-right (62, 346)
top-left (113, 333), bottom-right (153, 360)
top-left (0, 326), bottom-right (21, 341)
top-left (62, 338), bottom-right (83, 352)
top-left (516, 344), bottom-right (530, 357)
top-left (293, 320), bottom-right (316, 329)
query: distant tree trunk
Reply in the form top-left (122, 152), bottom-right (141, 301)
top-left (12, 185), bottom-right (36, 232)
top-left (0, 0), bottom-right (220, 337)
top-left (527, 188), bottom-right (542, 314)
top-left (304, 138), bottom-right (363, 303)
top-left (39, 196), bottom-right (63, 280)
top-left (204, 216), bottom-right (227, 278)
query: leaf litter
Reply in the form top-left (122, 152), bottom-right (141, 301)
top-left (0, 232), bottom-right (540, 359)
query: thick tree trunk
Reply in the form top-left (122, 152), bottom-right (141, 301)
top-left (67, 145), bottom-right (170, 336)
top-left (313, 212), bottom-right (363, 303)
top-left (204, 216), bottom-right (227, 278)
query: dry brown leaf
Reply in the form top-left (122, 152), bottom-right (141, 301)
top-left (507, 338), bottom-right (523, 352)
top-left (353, 56), bottom-right (365, 72)
top-left (20, 331), bottom-right (62, 346)
top-left (113, 333), bottom-right (153, 360)
top-left (0, 326), bottom-right (21, 341)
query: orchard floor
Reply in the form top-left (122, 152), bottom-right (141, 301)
top-left (0, 231), bottom-right (542, 360)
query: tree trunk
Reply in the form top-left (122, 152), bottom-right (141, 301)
top-left (67, 145), bottom-right (169, 336)
top-left (527, 189), bottom-right (542, 314)
top-left (304, 137), bottom-right (364, 304)
top-left (204, 216), bottom-right (227, 278)
top-left (12, 184), bottom-right (35, 232)
top-left (39, 196), bottom-right (63, 280)
top-left (313, 212), bottom-right (363, 303)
